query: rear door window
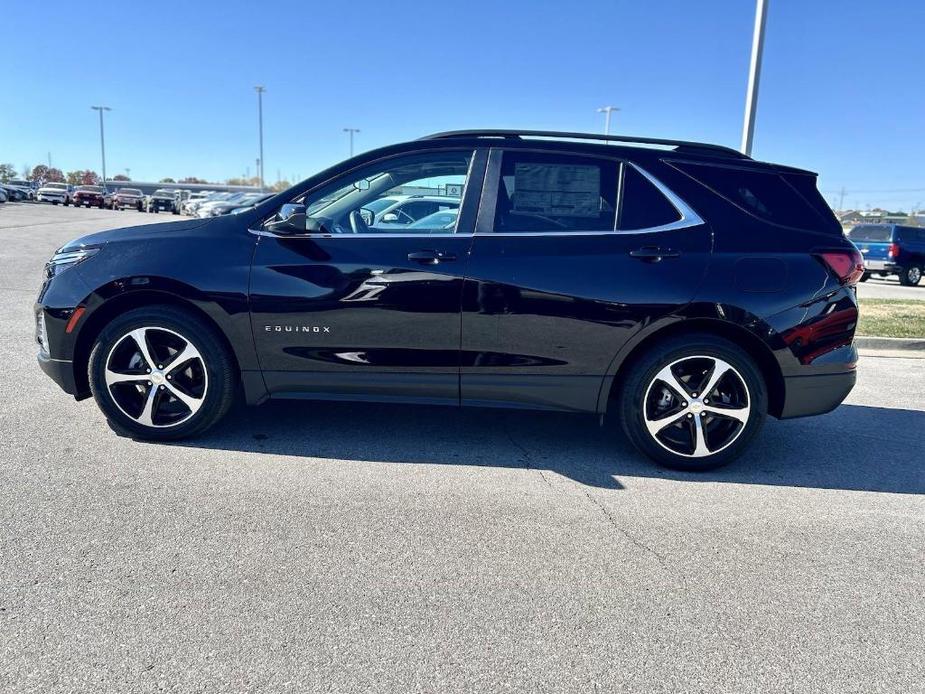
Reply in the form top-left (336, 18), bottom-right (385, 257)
top-left (491, 151), bottom-right (618, 232)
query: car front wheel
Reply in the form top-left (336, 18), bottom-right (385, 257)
top-left (899, 265), bottom-right (922, 286)
top-left (88, 306), bottom-right (236, 440)
top-left (618, 334), bottom-right (767, 471)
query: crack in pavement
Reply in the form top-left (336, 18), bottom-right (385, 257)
top-left (580, 487), bottom-right (668, 565)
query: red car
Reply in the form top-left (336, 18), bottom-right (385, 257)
top-left (109, 188), bottom-right (145, 211)
top-left (72, 186), bottom-right (106, 208)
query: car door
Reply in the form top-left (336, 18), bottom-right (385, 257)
top-left (249, 148), bottom-right (486, 404)
top-left (460, 147), bottom-right (712, 412)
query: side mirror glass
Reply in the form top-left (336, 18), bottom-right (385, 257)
top-left (266, 203), bottom-right (307, 234)
top-left (381, 212), bottom-right (399, 223)
top-left (353, 179), bottom-right (370, 191)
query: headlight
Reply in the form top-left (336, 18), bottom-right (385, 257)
top-left (45, 245), bottom-right (101, 278)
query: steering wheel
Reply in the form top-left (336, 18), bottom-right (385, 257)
top-left (349, 209), bottom-right (371, 234)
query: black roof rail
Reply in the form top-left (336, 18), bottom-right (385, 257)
top-left (420, 129), bottom-right (749, 159)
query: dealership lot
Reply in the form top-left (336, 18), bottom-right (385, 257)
top-left (1, 203), bottom-right (923, 692)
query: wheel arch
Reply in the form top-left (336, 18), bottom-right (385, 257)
top-left (71, 289), bottom-right (242, 398)
top-left (599, 317), bottom-right (785, 419)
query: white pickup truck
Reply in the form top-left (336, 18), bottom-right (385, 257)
top-left (36, 182), bottom-right (72, 205)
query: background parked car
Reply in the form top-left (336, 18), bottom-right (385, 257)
top-left (848, 223), bottom-right (925, 286)
top-left (1, 183), bottom-right (33, 202)
top-left (36, 182), bottom-right (72, 205)
top-left (8, 180), bottom-right (36, 200)
top-left (172, 189), bottom-right (191, 215)
top-left (367, 194), bottom-right (461, 229)
top-left (72, 185), bottom-right (106, 208)
top-left (145, 188), bottom-right (176, 213)
top-left (110, 188), bottom-right (145, 211)
top-left (0, 188), bottom-right (7, 203)
top-left (182, 191), bottom-right (216, 215)
top-left (207, 192), bottom-right (271, 216)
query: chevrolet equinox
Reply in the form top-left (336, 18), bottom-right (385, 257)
top-left (35, 130), bottom-right (863, 470)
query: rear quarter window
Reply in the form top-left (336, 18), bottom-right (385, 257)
top-left (672, 161), bottom-right (841, 234)
top-left (848, 225), bottom-right (893, 243)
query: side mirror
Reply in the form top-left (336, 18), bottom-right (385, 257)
top-left (381, 212), bottom-right (399, 223)
top-left (266, 203), bottom-right (307, 234)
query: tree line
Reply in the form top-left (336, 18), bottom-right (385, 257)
top-left (0, 164), bottom-right (290, 191)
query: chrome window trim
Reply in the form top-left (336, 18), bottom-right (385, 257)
top-left (249, 229), bottom-right (465, 239)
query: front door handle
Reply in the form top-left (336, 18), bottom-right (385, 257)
top-left (629, 246), bottom-right (681, 262)
top-left (408, 250), bottom-right (457, 264)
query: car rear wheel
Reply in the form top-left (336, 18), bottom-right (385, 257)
top-left (899, 265), bottom-right (922, 286)
top-left (88, 306), bottom-right (236, 440)
top-left (859, 271), bottom-right (870, 282)
top-left (618, 334), bottom-right (767, 471)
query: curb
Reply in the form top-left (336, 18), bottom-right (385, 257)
top-left (856, 336), bottom-right (925, 358)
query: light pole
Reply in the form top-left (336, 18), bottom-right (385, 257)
top-left (254, 86), bottom-right (266, 191)
top-left (596, 106), bottom-right (620, 135)
top-left (740, 0), bottom-right (769, 156)
top-left (90, 106), bottom-right (111, 184)
top-left (343, 128), bottom-right (360, 157)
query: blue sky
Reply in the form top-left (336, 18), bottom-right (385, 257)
top-left (4, 0), bottom-right (924, 210)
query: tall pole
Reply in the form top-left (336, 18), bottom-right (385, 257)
top-left (91, 106), bottom-right (111, 184)
top-left (596, 106), bottom-right (620, 135)
top-left (254, 86), bottom-right (266, 191)
top-left (740, 0), bottom-right (769, 156)
top-left (343, 128), bottom-right (360, 157)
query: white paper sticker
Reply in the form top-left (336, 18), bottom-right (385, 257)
top-left (513, 163), bottom-right (600, 217)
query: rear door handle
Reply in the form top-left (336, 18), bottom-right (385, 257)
top-left (408, 250), bottom-right (457, 264)
top-left (629, 246), bottom-right (681, 262)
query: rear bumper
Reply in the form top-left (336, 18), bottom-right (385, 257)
top-left (864, 260), bottom-right (898, 272)
top-left (779, 369), bottom-right (856, 419)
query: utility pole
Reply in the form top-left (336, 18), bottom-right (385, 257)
top-left (90, 105), bottom-right (111, 184)
top-left (254, 86), bottom-right (266, 191)
top-left (47, 152), bottom-right (52, 168)
top-left (596, 106), bottom-right (620, 135)
top-left (740, 0), bottom-right (768, 156)
top-left (343, 128), bottom-right (360, 157)
top-left (125, 168), bottom-right (131, 180)
top-left (838, 186), bottom-right (846, 211)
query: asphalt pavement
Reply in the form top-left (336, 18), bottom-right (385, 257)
top-left (856, 275), bottom-right (925, 300)
top-left (1, 203), bottom-right (923, 693)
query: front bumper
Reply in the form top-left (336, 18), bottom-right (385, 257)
top-left (37, 352), bottom-right (80, 396)
top-left (37, 194), bottom-right (66, 202)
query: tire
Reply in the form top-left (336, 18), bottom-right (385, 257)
top-left (88, 305), bottom-right (236, 441)
top-left (52, 201), bottom-right (58, 206)
top-left (859, 272), bottom-right (870, 282)
top-left (617, 334), bottom-right (767, 471)
top-left (898, 265), bottom-right (922, 286)
top-left (64, 199), bottom-right (70, 206)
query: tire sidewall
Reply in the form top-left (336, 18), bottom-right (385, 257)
top-left (619, 335), bottom-right (768, 471)
top-left (88, 307), bottom-right (234, 440)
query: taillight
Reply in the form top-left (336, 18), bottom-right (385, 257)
top-left (818, 249), bottom-right (865, 286)
top-left (888, 243), bottom-right (899, 258)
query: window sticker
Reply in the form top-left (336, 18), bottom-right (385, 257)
top-left (513, 163), bottom-right (600, 217)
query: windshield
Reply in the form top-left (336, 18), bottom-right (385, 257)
top-left (120, 189), bottom-right (142, 196)
top-left (45, 183), bottom-right (67, 190)
top-left (78, 186), bottom-right (103, 192)
top-left (848, 225), bottom-right (893, 242)
top-left (153, 189), bottom-right (173, 196)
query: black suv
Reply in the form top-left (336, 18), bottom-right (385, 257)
top-left (35, 130), bottom-right (862, 470)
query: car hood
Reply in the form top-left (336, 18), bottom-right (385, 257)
top-left (60, 217), bottom-right (213, 250)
